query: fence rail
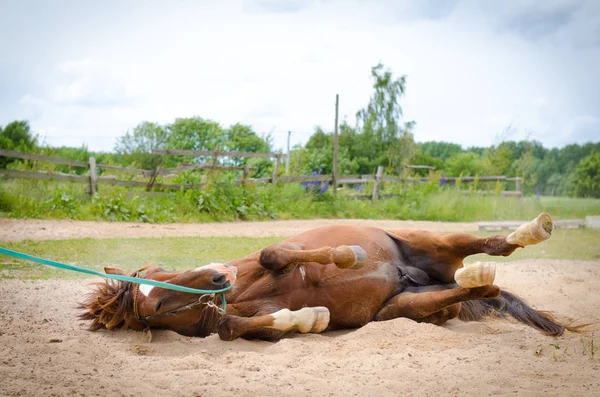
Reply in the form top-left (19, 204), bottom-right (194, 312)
top-left (1, 149), bottom-right (523, 199)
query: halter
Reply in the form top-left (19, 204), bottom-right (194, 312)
top-left (132, 280), bottom-right (226, 326)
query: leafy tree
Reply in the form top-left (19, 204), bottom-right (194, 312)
top-left (445, 152), bottom-right (482, 176)
top-left (569, 152), bottom-right (600, 198)
top-left (114, 122), bottom-right (168, 169)
top-left (418, 141), bottom-right (463, 162)
top-left (167, 117), bottom-right (223, 152)
top-left (356, 63), bottom-right (407, 145)
top-left (410, 149), bottom-right (444, 175)
top-left (226, 123), bottom-right (271, 152)
top-left (352, 63), bottom-right (416, 173)
top-left (514, 145), bottom-right (540, 189)
top-left (0, 120), bottom-right (37, 167)
top-left (481, 144), bottom-right (513, 176)
top-left (296, 127), bottom-right (358, 175)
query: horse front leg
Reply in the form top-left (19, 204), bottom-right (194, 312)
top-left (217, 306), bottom-right (331, 341)
top-left (259, 243), bottom-right (367, 271)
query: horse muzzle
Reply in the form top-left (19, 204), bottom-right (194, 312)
top-left (198, 263), bottom-right (238, 287)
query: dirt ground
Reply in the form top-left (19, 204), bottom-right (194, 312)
top-left (1, 219), bottom-right (599, 396)
top-left (0, 218), bottom-right (480, 242)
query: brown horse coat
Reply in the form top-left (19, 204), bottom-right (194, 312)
top-left (80, 214), bottom-right (571, 340)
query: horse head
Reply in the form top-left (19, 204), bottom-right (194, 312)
top-left (78, 263), bottom-right (237, 337)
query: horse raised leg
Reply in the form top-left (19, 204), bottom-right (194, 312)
top-left (217, 307), bottom-right (330, 341)
top-left (375, 284), bottom-right (500, 324)
top-left (388, 213), bottom-right (553, 284)
top-left (259, 243), bottom-right (367, 271)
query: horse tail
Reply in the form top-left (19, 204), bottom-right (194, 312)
top-left (458, 290), bottom-right (579, 336)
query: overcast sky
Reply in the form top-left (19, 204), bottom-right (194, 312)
top-left (1, 0), bottom-right (599, 153)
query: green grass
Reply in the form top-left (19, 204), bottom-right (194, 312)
top-left (2, 229), bottom-right (599, 280)
top-left (0, 236), bottom-right (281, 279)
top-left (2, 179), bottom-right (599, 224)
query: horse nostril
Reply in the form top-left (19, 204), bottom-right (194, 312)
top-left (211, 274), bottom-right (227, 286)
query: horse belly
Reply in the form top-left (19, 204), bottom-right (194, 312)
top-left (301, 262), bottom-right (399, 329)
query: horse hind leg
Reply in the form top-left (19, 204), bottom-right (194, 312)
top-left (374, 284), bottom-right (500, 323)
top-left (217, 306), bottom-right (330, 341)
top-left (259, 243), bottom-right (367, 271)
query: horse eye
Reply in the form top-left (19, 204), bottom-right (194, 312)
top-left (154, 301), bottom-right (163, 311)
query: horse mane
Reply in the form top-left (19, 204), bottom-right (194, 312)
top-left (78, 265), bottom-right (152, 331)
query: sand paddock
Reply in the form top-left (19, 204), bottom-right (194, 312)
top-left (1, 219), bottom-right (599, 396)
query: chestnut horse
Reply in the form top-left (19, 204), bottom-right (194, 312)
top-left (80, 213), bottom-right (571, 340)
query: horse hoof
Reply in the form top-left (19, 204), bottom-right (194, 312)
top-left (455, 261), bottom-right (496, 288)
top-left (334, 245), bottom-right (367, 269)
top-left (506, 212), bottom-right (553, 247)
top-left (308, 307), bottom-right (330, 333)
top-left (348, 245), bottom-right (367, 269)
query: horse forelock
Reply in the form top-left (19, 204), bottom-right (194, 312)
top-left (78, 265), bottom-right (152, 331)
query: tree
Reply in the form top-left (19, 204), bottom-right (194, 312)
top-left (297, 127), bottom-right (358, 175)
top-left (445, 152), bottom-right (482, 176)
top-left (0, 120), bottom-right (37, 167)
top-left (226, 124), bottom-right (271, 153)
top-left (481, 144), bottom-right (513, 176)
top-left (514, 145), bottom-right (540, 189)
top-left (418, 141), bottom-right (463, 162)
top-left (114, 121), bottom-right (168, 169)
top-left (167, 117), bottom-right (223, 152)
top-left (225, 123), bottom-right (273, 174)
top-left (569, 152), bottom-right (600, 198)
top-left (354, 63), bottom-right (416, 174)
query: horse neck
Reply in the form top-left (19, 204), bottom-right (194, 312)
top-left (225, 255), bottom-right (266, 305)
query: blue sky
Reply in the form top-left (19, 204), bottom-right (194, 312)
top-left (1, 0), bottom-right (599, 152)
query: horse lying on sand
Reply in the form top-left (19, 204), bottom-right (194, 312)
top-left (80, 213), bottom-right (575, 341)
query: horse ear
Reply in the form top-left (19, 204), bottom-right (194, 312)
top-left (104, 266), bottom-right (126, 275)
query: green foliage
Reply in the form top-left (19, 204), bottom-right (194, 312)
top-left (291, 128), bottom-right (358, 175)
top-left (90, 193), bottom-right (153, 222)
top-left (0, 187), bottom-right (14, 212)
top-left (345, 63), bottom-right (417, 174)
top-left (225, 123), bottom-right (272, 165)
top-left (114, 121), bottom-right (168, 169)
top-left (2, 177), bottom-right (600, 225)
top-left (48, 191), bottom-right (80, 218)
top-left (112, 117), bottom-right (273, 171)
top-left (0, 120), bottom-right (38, 167)
top-left (481, 143), bottom-right (514, 176)
top-left (184, 178), bottom-right (277, 220)
top-left (418, 141), bottom-right (463, 162)
top-left (444, 152), bottom-right (481, 177)
top-left (167, 117), bottom-right (223, 153)
top-left (569, 152), bottom-right (600, 198)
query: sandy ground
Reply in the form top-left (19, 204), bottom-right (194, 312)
top-left (1, 219), bottom-right (599, 396)
top-left (0, 218), bottom-right (480, 242)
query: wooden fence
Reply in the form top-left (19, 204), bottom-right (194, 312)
top-left (0, 149), bottom-right (522, 200)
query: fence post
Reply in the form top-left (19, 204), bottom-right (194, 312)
top-left (88, 157), bottom-right (97, 196)
top-left (272, 154), bottom-right (281, 184)
top-left (243, 163), bottom-right (249, 185)
top-left (333, 94), bottom-right (339, 197)
top-left (372, 166), bottom-right (384, 201)
top-left (515, 177), bottom-right (522, 194)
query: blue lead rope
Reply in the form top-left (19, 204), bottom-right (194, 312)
top-left (0, 247), bottom-right (233, 302)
